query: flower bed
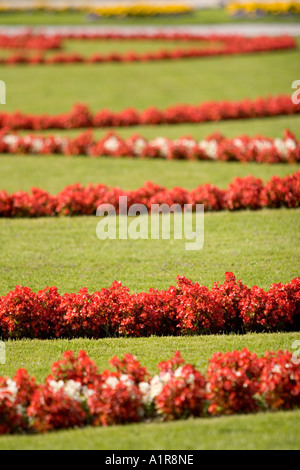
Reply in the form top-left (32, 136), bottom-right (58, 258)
top-left (1, 129), bottom-right (299, 163)
top-left (0, 171), bottom-right (299, 218)
top-left (0, 273), bottom-right (299, 339)
top-left (0, 348), bottom-right (299, 434)
top-left (0, 2), bottom-right (194, 15)
top-left (227, 1), bottom-right (300, 16)
top-left (89, 3), bottom-right (194, 17)
top-left (0, 95), bottom-right (299, 131)
top-left (0, 33), bottom-right (62, 51)
top-left (0, 32), bottom-right (296, 65)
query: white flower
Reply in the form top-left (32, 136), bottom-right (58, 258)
top-left (64, 379), bottom-right (82, 400)
top-left (148, 375), bottom-right (164, 401)
top-left (3, 135), bottom-right (19, 148)
top-left (104, 136), bottom-right (120, 152)
top-left (272, 365), bottom-right (281, 374)
top-left (149, 137), bottom-right (170, 157)
top-left (233, 138), bottom-right (243, 147)
top-left (104, 376), bottom-right (119, 389)
top-left (187, 373), bottom-right (195, 385)
top-left (274, 138), bottom-right (288, 158)
top-left (119, 374), bottom-right (134, 388)
top-left (175, 138), bottom-right (197, 149)
top-left (0, 379), bottom-right (18, 402)
top-left (174, 366), bottom-right (183, 378)
top-left (285, 138), bottom-right (296, 150)
top-left (48, 379), bottom-right (88, 402)
top-left (31, 138), bottom-right (44, 153)
top-left (132, 138), bottom-right (147, 155)
top-left (198, 140), bottom-right (218, 159)
top-left (138, 381), bottom-right (152, 404)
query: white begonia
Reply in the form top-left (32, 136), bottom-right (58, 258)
top-left (132, 138), bottom-right (147, 155)
top-left (187, 373), bottom-right (195, 385)
top-left (138, 381), bottom-right (152, 404)
top-left (104, 136), bottom-right (120, 152)
top-left (6, 378), bottom-right (18, 397)
top-left (233, 138), bottom-right (243, 147)
top-left (0, 379), bottom-right (18, 402)
top-left (3, 135), bottom-right (19, 148)
top-left (64, 379), bottom-right (82, 400)
top-left (174, 138), bottom-right (197, 149)
top-left (253, 139), bottom-right (272, 150)
top-left (285, 138), bottom-right (296, 150)
top-left (55, 136), bottom-right (68, 151)
top-left (119, 374), bottom-right (134, 388)
top-left (48, 379), bottom-right (64, 393)
top-left (31, 138), bottom-right (44, 153)
top-left (104, 376), bottom-right (119, 389)
top-left (274, 138), bottom-right (288, 158)
top-left (174, 366), bottom-right (195, 385)
top-left (148, 375), bottom-right (164, 401)
top-left (48, 379), bottom-right (94, 402)
top-left (198, 140), bottom-right (218, 159)
top-left (174, 366), bottom-right (183, 378)
top-left (271, 364), bottom-right (282, 374)
top-left (149, 137), bottom-right (169, 157)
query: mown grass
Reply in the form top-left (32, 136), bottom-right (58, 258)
top-left (1, 40), bottom-right (300, 114)
top-left (0, 409), bottom-right (299, 450)
top-left (0, 208), bottom-right (299, 295)
top-left (0, 333), bottom-right (299, 450)
top-left (0, 28), bottom-right (299, 450)
top-left (0, 156), bottom-right (299, 194)
top-left (2, 332), bottom-right (300, 382)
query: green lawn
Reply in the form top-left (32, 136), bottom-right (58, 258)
top-left (0, 409), bottom-right (299, 450)
top-left (0, 333), bottom-right (299, 449)
top-left (1, 38), bottom-right (300, 115)
top-left (0, 27), bottom-right (299, 450)
top-left (0, 207), bottom-right (299, 295)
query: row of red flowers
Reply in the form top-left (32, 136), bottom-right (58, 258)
top-left (0, 273), bottom-right (299, 340)
top-left (1, 95), bottom-right (299, 130)
top-left (0, 33), bottom-right (62, 51)
top-left (0, 171), bottom-right (299, 218)
top-left (1, 129), bottom-right (299, 163)
top-left (1, 34), bottom-right (295, 65)
top-left (0, 347), bottom-right (299, 434)
top-left (10, 30), bottom-right (296, 43)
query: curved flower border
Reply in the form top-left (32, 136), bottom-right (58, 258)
top-left (1, 95), bottom-right (299, 131)
top-left (0, 273), bottom-right (299, 339)
top-left (1, 129), bottom-right (299, 163)
top-left (0, 33), bottom-right (296, 66)
top-left (0, 171), bottom-right (299, 218)
top-left (0, 348), bottom-right (299, 434)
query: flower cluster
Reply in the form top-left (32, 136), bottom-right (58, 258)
top-left (1, 129), bottom-right (299, 163)
top-left (227, 1), bottom-right (300, 16)
top-left (0, 348), bottom-right (299, 434)
top-left (0, 273), bottom-right (299, 340)
top-left (0, 95), bottom-right (298, 130)
top-left (0, 33), bottom-right (62, 51)
top-left (0, 171), bottom-right (299, 218)
top-left (90, 3), bottom-right (193, 17)
top-left (0, 3), bottom-right (192, 14)
top-left (0, 31), bottom-right (295, 66)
